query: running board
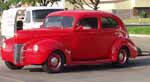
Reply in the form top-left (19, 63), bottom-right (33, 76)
top-left (71, 59), bottom-right (112, 65)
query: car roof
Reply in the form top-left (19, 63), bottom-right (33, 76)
top-left (48, 10), bottom-right (114, 17)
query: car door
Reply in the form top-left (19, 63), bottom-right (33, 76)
top-left (71, 17), bottom-right (105, 61)
top-left (100, 16), bottom-right (121, 58)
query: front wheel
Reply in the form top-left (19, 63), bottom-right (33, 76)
top-left (42, 51), bottom-right (65, 73)
top-left (113, 48), bottom-right (129, 67)
top-left (5, 61), bottom-right (24, 70)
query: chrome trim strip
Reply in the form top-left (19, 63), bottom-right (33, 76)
top-left (14, 44), bottom-right (23, 64)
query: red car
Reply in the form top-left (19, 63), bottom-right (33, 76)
top-left (0, 10), bottom-right (137, 73)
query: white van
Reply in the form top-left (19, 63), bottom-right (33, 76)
top-left (1, 7), bottom-right (63, 39)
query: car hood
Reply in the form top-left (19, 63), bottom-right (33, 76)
top-left (14, 28), bottom-right (72, 43)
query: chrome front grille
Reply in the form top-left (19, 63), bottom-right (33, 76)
top-left (14, 44), bottom-right (23, 64)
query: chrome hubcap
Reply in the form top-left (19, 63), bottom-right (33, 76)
top-left (119, 51), bottom-right (127, 64)
top-left (51, 57), bottom-right (59, 66)
top-left (119, 53), bottom-right (124, 61)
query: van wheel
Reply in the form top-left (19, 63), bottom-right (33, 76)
top-left (42, 51), bottom-right (65, 73)
top-left (113, 48), bottom-right (129, 67)
top-left (5, 61), bottom-right (24, 70)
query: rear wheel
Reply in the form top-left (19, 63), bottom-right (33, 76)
top-left (42, 51), bottom-right (65, 73)
top-left (113, 48), bottom-right (129, 67)
top-left (5, 61), bottom-right (24, 70)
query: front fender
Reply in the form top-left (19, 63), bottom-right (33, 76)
top-left (0, 38), bottom-right (14, 63)
top-left (23, 39), bottom-right (71, 65)
top-left (111, 38), bottom-right (137, 62)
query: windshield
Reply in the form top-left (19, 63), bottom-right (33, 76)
top-left (32, 9), bottom-right (63, 22)
top-left (44, 16), bottom-right (74, 28)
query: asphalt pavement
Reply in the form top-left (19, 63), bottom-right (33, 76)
top-left (1, 56), bottom-right (150, 82)
top-left (130, 36), bottom-right (150, 52)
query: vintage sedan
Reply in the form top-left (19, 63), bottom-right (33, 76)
top-left (0, 10), bottom-right (137, 73)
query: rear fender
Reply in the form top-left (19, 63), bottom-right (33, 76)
top-left (111, 38), bottom-right (137, 62)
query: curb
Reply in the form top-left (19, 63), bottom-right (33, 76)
top-left (129, 34), bottom-right (150, 37)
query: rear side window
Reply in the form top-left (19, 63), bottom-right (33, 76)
top-left (102, 17), bottom-right (118, 28)
top-left (78, 18), bottom-right (98, 29)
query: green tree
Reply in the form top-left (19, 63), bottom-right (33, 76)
top-left (66, 0), bottom-right (84, 9)
top-left (66, 0), bottom-right (127, 10)
top-left (0, 0), bottom-right (11, 10)
top-left (83, 0), bottom-right (100, 10)
top-left (0, 0), bottom-right (61, 10)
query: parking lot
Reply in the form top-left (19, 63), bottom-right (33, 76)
top-left (0, 36), bottom-right (150, 82)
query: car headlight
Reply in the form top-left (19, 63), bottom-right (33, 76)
top-left (2, 42), bottom-right (6, 49)
top-left (33, 45), bottom-right (39, 52)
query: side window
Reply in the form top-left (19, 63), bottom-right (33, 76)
top-left (62, 16), bottom-right (74, 27)
top-left (78, 18), bottom-right (98, 29)
top-left (102, 17), bottom-right (118, 28)
top-left (25, 11), bottom-right (31, 23)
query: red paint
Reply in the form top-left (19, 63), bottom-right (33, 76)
top-left (1, 10), bottom-right (137, 67)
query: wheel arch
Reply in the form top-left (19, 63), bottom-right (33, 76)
top-left (35, 39), bottom-right (71, 65)
top-left (24, 39), bottom-right (72, 65)
top-left (111, 38), bottom-right (137, 62)
top-left (43, 48), bottom-right (71, 66)
top-left (49, 49), bottom-right (67, 64)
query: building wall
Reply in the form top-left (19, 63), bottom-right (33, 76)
top-left (99, 3), bottom-right (116, 10)
top-left (134, 0), bottom-right (150, 7)
top-left (99, 0), bottom-right (150, 18)
top-left (99, 0), bottom-right (150, 10)
top-left (115, 0), bottom-right (132, 9)
top-left (64, 0), bottom-right (150, 18)
top-left (113, 0), bottom-right (132, 19)
top-left (65, 0), bottom-right (150, 10)
top-left (112, 9), bottom-right (133, 19)
top-left (65, 2), bottom-right (72, 9)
